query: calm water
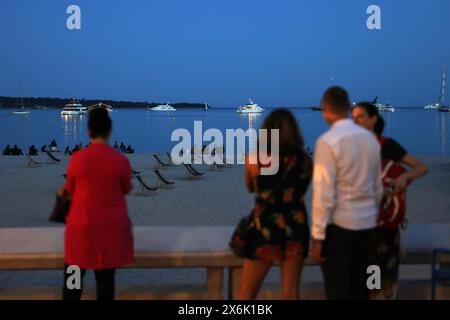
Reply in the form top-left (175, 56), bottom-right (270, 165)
top-left (0, 108), bottom-right (449, 156)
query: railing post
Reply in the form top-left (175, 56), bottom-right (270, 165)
top-left (207, 267), bottom-right (224, 300)
top-left (228, 266), bottom-right (242, 300)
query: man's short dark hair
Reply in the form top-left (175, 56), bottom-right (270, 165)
top-left (88, 108), bottom-right (112, 139)
top-left (322, 86), bottom-right (350, 114)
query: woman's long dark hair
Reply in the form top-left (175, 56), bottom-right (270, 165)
top-left (259, 109), bottom-right (304, 157)
top-left (354, 102), bottom-right (385, 136)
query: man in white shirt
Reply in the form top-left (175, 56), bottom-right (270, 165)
top-left (310, 86), bottom-right (383, 300)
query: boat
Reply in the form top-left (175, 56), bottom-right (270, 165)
top-left (372, 97), bottom-right (396, 112)
top-left (204, 103), bottom-right (208, 111)
top-left (435, 66), bottom-right (449, 112)
top-left (60, 97), bottom-right (87, 116)
top-left (236, 98), bottom-right (264, 113)
top-left (311, 106), bottom-right (322, 111)
top-left (87, 102), bottom-right (113, 112)
top-left (424, 103), bottom-right (440, 110)
top-left (12, 81), bottom-right (31, 115)
top-left (149, 102), bottom-right (176, 111)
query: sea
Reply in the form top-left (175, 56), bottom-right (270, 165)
top-left (0, 107), bottom-right (449, 156)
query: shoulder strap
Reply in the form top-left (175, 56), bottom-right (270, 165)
top-left (378, 136), bottom-right (387, 146)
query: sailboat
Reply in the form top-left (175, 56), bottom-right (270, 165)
top-left (436, 66), bottom-right (449, 112)
top-left (12, 80), bottom-right (31, 115)
top-left (204, 103), bottom-right (208, 111)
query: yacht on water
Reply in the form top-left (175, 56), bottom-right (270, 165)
top-left (435, 66), bottom-right (449, 112)
top-left (424, 103), bottom-right (440, 110)
top-left (87, 102), bottom-right (113, 112)
top-left (60, 98), bottom-right (87, 116)
top-left (372, 97), bottom-right (396, 112)
top-left (12, 81), bottom-right (30, 115)
top-left (149, 102), bottom-right (176, 111)
top-left (236, 98), bottom-right (264, 113)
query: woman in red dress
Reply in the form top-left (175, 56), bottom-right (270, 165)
top-left (63, 108), bottom-right (134, 300)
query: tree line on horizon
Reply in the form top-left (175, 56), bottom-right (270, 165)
top-left (0, 96), bottom-right (208, 109)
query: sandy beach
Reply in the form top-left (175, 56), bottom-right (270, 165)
top-left (0, 153), bottom-right (449, 290)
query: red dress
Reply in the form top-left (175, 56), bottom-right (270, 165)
top-left (64, 143), bottom-right (134, 269)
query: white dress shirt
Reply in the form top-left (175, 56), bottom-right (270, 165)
top-left (311, 119), bottom-right (383, 240)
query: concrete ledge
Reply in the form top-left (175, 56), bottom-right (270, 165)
top-left (0, 284), bottom-right (212, 300)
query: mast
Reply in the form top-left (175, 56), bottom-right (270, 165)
top-left (439, 65), bottom-right (446, 107)
top-left (19, 79), bottom-right (24, 109)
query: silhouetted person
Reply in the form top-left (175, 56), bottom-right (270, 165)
top-left (120, 142), bottom-right (126, 153)
top-left (64, 146), bottom-right (72, 156)
top-left (72, 145), bottom-right (80, 154)
top-left (113, 141), bottom-right (119, 151)
top-left (2, 145), bottom-right (11, 155)
top-left (11, 145), bottom-right (23, 156)
top-left (29, 145), bottom-right (38, 156)
top-left (126, 145), bottom-right (134, 154)
top-left (50, 139), bottom-right (57, 149)
top-left (41, 145), bottom-right (47, 152)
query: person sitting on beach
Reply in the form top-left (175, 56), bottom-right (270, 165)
top-left (64, 146), bottom-right (72, 156)
top-left (62, 107), bottom-right (134, 300)
top-left (113, 141), bottom-right (119, 151)
top-left (28, 145), bottom-right (38, 156)
top-left (126, 145), bottom-right (134, 154)
top-left (72, 145), bottom-right (80, 154)
top-left (230, 109), bottom-right (313, 300)
top-left (41, 145), bottom-right (47, 152)
top-left (11, 145), bottom-right (23, 156)
top-left (119, 142), bottom-right (126, 153)
top-left (352, 102), bottom-right (428, 300)
top-left (2, 145), bottom-right (11, 155)
top-left (50, 139), bottom-right (57, 149)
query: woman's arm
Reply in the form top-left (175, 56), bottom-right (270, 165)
top-left (121, 158), bottom-right (133, 195)
top-left (245, 155), bottom-right (258, 193)
top-left (395, 154), bottom-right (429, 192)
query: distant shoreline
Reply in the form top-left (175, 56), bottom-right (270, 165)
top-left (0, 96), bottom-right (209, 110)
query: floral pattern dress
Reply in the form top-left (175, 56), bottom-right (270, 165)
top-left (237, 152), bottom-right (311, 262)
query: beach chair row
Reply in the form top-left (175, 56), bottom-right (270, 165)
top-left (25, 151), bottom-right (61, 167)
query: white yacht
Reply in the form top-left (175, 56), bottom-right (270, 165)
top-left (424, 103), bottom-right (440, 110)
top-left (87, 102), bottom-right (113, 112)
top-left (60, 98), bottom-right (87, 116)
top-left (12, 82), bottom-right (31, 115)
top-left (236, 98), bottom-right (264, 113)
top-left (372, 97), bottom-right (396, 112)
top-left (149, 102), bottom-right (176, 111)
top-left (435, 66), bottom-right (449, 112)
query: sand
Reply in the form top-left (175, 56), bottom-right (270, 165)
top-left (0, 153), bottom-right (449, 289)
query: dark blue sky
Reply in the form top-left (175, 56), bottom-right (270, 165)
top-left (1, 0), bottom-right (449, 107)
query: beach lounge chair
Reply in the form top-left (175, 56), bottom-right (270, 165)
top-left (131, 169), bottom-right (141, 178)
top-left (165, 152), bottom-right (175, 166)
top-left (153, 154), bottom-right (170, 169)
top-left (154, 169), bottom-right (175, 188)
top-left (135, 175), bottom-right (158, 195)
top-left (183, 163), bottom-right (204, 179)
top-left (25, 154), bottom-right (42, 168)
top-left (45, 150), bottom-right (61, 164)
top-left (204, 154), bottom-right (225, 170)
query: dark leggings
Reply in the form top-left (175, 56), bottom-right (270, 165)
top-left (63, 264), bottom-right (116, 300)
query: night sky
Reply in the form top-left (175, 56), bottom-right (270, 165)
top-left (1, 0), bottom-right (449, 107)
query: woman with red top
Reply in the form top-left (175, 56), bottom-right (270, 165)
top-left (63, 108), bottom-right (134, 300)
